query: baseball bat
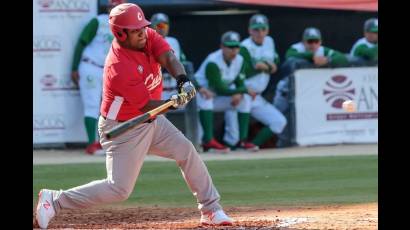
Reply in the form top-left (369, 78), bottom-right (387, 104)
top-left (105, 99), bottom-right (176, 140)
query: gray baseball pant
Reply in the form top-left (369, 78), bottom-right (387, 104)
top-left (50, 115), bottom-right (222, 214)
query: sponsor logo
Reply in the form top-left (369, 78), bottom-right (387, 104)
top-left (40, 74), bottom-right (58, 88)
top-left (40, 74), bottom-right (76, 91)
top-left (37, 0), bottom-right (90, 13)
top-left (33, 115), bottom-right (65, 130)
top-left (323, 73), bottom-right (378, 121)
top-left (33, 36), bottom-right (62, 55)
top-left (323, 75), bottom-right (355, 109)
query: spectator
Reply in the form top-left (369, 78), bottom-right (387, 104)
top-left (350, 18), bottom-right (378, 63)
top-left (225, 14), bottom-right (287, 149)
top-left (70, 0), bottom-right (126, 155)
top-left (195, 31), bottom-right (259, 152)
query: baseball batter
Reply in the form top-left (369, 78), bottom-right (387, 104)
top-left (35, 3), bottom-right (233, 229)
top-left (71, 0), bottom-right (126, 155)
top-left (225, 14), bottom-right (287, 148)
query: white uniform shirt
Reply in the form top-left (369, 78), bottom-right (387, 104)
top-left (165, 36), bottom-right (182, 61)
top-left (195, 49), bottom-right (244, 91)
top-left (241, 36), bottom-right (277, 93)
top-left (350, 37), bottom-right (377, 57)
top-left (290, 42), bottom-right (328, 57)
top-left (82, 14), bottom-right (113, 66)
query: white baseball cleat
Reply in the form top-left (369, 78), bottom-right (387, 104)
top-left (200, 209), bottom-right (233, 226)
top-left (35, 189), bottom-right (56, 229)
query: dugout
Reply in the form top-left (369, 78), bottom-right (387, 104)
top-left (98, 1), bottom-right (379, 150)
top-left (100, 0), bottom-right (377, 71)
top-left (104, 0), bottom-right (377, 149)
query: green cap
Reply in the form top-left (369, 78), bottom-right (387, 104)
top-left (303, 27), bottom-right (322, 41)
top-left (221, 31), bottom-right (241, 47)
top-left (364, 18), bottom-right (378, 33)
top-left (150, 13), bottom-right (169, 26)
top-left (249, 14), bottom-right (269, 29)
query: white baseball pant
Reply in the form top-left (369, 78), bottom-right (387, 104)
top-left (196, 93), bottom-right (252, 145)
top-left (224, 95), bottom-right (287, 144)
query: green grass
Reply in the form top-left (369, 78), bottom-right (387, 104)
top-left (33, 155), bottom-right (377, 208)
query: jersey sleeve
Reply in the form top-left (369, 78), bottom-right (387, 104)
top-left (353, 44), bottom-right (378, 60)
top-left (239, 46), bottom-right (258, 78)
top-left (107, 63), bottom-right (150, 110)
top-left (285, 47), bottom-right (314, 61)
top-left (234, 63), bottom-right (248, 93)
top-left (71, 18), bottom-right (99, 71)
top-left (147, 28), bottom-right (172, 60)
top-left (206, 62), bottom-right (247, 96)
top-left (325, 47), bottom-right (349, 66)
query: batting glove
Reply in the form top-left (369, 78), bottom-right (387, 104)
top-left (176, 75), bottom-right (196, 101)
top-left (168, 93), bottom-right (189, 109)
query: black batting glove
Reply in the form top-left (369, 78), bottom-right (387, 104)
top-left (176, 75), bottom-right (196, 101)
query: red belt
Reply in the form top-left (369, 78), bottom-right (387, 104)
top-left (82, 57), bottom-right (104, 69)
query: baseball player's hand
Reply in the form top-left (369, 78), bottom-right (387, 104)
top-left (270, 63), bottom-right (278, 74)
top-left (255, 62), bottom-right (270, 72)
top-left (180, 81), bottom-right (196, 100)
top-left (313, 56), bottom-right (328, 66)
top-left (71, 71), bottom-right (80, 89)
top-left (247, 89), bottom-right (257, 100)
top-left (177, 75), bottom-right (196, 101)
top-left (169, 93), bottom-right (189, 109)
top-left (231, 93), bottom-right (243, 107)
top-left (199, 87), bottom-right (215, 99)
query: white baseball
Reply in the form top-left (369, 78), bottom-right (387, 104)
top-left (342, 100), bottom-right (356, 112)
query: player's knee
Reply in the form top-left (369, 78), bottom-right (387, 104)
top-left (277, 114), bottom-right (288, 133)
top-left (115, 189), bottom-right (132, 202)
top-left (269, 114), bottom-right (287, 134)
top-left (237, 94), bottom-right (252, 112)
top-left (175, 140), bottom-right (197, 166)
top-left (109, 184), bottom-right (133, 202)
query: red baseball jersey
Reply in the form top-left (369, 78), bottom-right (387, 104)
top-left (100, 28), bottom-right (171, 121)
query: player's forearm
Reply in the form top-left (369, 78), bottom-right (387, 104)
top-left (355, 45), bottom-right (378, 60)
top-left (286, 48), bottom-right (313, 60)
top-left (329, 52), bottom-right (349, 66)
top-left (71, 40), bottom-right (86, 71)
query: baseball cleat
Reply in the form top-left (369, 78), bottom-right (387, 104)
top-left (85, 141), bottom-right (105, 155)
top-left (202, 138), bottom-right (230, 153)
top-left (200, 209), bottom-right (233, 226)
top-left (236, 141), bottom-right (259, 152)
top-left (35, 189), bottom-right (56, 229)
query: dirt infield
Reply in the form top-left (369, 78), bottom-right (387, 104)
top-left (33, 203), bottom-right (377, 229)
